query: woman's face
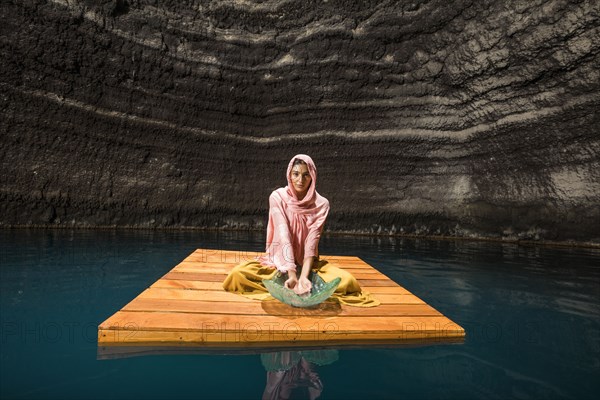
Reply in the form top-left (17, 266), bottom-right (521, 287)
top-left (290, 163), bottom-right (312, 199)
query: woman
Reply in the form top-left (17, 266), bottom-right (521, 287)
top-left (223, 154), bottom-right (379, 307)
top-left (257, 154), bottom-right (328, 295)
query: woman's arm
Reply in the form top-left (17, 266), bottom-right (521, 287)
top-left (296, 201), bottom-right (329, 295)
top-left (266, 192), bottom-right (297, 273)
top-left (303, 199), bottom-right (330, 260)
top-left (300, 256), bottom-right (315, 279)
top-left (294, 256), bottom-right (316, 295)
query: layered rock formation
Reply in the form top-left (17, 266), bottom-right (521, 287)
top-left (1, 0), bottom-right (599, 242)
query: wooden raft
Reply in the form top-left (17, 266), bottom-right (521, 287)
top-left (98, 248), bottom-right (465, 349)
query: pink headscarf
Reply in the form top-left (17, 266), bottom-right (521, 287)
top-left (257, 154), bottom-right (330, 272)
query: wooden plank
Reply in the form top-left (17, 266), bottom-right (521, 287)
top-left (356, 279), bottom-right (398, 286)
top-left (361, 286), bottom-right (411, 294)
top-left (163, 272), bottom-right (225, 282)
top-left (98, 328), bottom-right (464, 346)
top-left (174, 264), bottom-right (385, 275)
top-left (170, 267), bottom-right (390, 281)
top-left (137, 287), bottom-right (259, 302)
top-left (150, 280), bottom-right (411, 295)
top-left (185, 250), bottom-right (266, 264)
top-left (151, 280), bottom-right (224, 291)
top-left (184, 250), bottom-right (364, 264)
top-left (122, 298), bottom-right (442, 317)
top-left (99, 310), bottom-right (461, 336)
top-left (137, 287), bottom-right (426, 305)
top-left (151, 279), bottom-right (411, 294)
top-left (173, 264), bottom-right (236, 272)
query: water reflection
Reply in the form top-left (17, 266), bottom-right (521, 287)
top-left (261, 350), bottom-right (338, 400)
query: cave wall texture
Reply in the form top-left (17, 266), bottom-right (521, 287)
top-left (1, 0), bottom-right (599, 243)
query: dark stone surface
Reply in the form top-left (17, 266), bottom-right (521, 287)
top-left (1, 0), bottom-right (599, 242)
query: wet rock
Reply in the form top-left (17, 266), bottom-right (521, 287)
top-left (1, 0), bottom-right (599, 243)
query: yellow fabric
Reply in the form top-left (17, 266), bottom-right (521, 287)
top-left (222, 259), bottom-right (380, 307)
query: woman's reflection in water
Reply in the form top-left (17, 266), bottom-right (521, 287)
top-left (261, 349), bottom-right (339, 400)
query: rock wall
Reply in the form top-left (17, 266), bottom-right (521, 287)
top-left (1, 0), bottom-right (599, 242)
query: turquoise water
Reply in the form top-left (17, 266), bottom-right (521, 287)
top-left (1, 229), bottom-right (599, 399)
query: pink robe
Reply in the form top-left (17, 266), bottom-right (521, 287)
top-left (257, 154), bottom-right (330, 273)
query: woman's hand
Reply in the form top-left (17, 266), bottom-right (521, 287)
top-left (294, 276), bottom-right (312, 295)
top-left (284, 270), bottom-right (298, 290)
top-left (293, 256), bottom-right (315, 295)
